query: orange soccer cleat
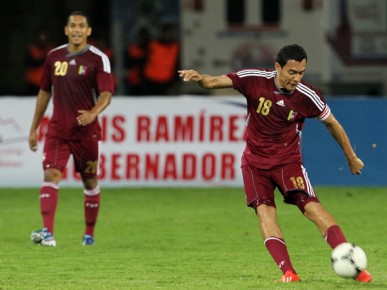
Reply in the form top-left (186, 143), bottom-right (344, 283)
top-left (356, 270), bottom-right (372, 283)
top-left (275, 270), bottom-right (300, 283)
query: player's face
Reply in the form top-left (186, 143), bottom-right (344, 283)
top-left (65, 15), bottom-right (92, 51)
top-left (275, 59), bottom-right (307, 92)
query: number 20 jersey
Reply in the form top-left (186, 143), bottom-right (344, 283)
top-left (226, 69), bottom-right (330, 170)
top-left (40, 44), bottom-right (115, 140)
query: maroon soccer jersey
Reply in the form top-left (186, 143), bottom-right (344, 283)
top-left (41, 44), bottom-right (115, 140)
top-left (227, 69), bottom-right (330, 170)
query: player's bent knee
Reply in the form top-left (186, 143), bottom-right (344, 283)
top-left (82, 177), bottom-right (99, 191)
top-left (290, 191), bottom-right (320, 213)
top-left (43, 168), bottom-right (62, 183)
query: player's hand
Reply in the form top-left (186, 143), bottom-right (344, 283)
top-left (29, 131), bottom-right (38, 152)
top-left (178, 69), bottom-right (202, 82)
top-left (77, 110), bottom-right (97, 126)
top-left (347, 156), bottom-right (364, 175)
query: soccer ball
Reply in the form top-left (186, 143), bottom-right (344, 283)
top-left (331, 242), bottom-right (367, 278)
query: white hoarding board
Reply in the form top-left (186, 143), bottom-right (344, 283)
top-left (0, 96), bottom-right (246, 187)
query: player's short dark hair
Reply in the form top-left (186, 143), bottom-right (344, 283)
top-left (275, 44), bottom-right (307, 67)
top-left (67, 11), bottom-right (91, 26)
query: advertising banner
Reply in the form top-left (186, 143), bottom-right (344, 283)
top-left (0, 96), bottom-right (246, 187)
top-left (1, 97), bottom-right (385, 187)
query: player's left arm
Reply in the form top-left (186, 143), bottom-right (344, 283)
top-left (77, 91), bottom-right (112, 126)
top-left (322, 113), bottom-right (364, 175)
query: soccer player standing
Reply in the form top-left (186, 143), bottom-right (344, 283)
top-left (28, 11), bottom-right (114, 246)
top-left (178, 44), bottom-right (371, 283)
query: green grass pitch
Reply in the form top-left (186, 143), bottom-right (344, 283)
top-left (0, 187), bottom-right (386, 289)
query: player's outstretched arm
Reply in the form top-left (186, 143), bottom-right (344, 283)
top-left (178, 69), bottom-right (233, 89)
top-left (322, 113), bottom-right (364, 175)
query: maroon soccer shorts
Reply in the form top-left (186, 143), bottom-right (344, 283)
top-left (241, 163), bottom-right (320, 212)
top-left (43, 135), bottom-right (100, 178)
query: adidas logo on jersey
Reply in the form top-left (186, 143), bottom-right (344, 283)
top-left (276, 100), bottom-right (285, 107)
top-left (69, 59), bottom-right (77, 65)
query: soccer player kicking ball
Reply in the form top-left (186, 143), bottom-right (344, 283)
top-left (28, 11), bottom-right (114, 246)
top-left (178, 44), bottom-right (371, 283)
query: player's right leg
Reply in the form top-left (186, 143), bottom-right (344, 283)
top-left (30, 136), bottom-right (70, 246)
top-left (257, 205), bottom-right (300, 282)
top-left (31, 173), bottom-right (61, 247)
top-left (241, 165), bottom-right (299, 282)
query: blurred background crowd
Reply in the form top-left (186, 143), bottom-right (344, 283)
top-left (1, 0), bottom-right (387, 97)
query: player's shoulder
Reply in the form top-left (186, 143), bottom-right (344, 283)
top-left (295, 80), bottom-right (326, 108)
top-left (47, 44), bottom-right (68, 57)
top-left (235, 68), bottom-right (275, 80)
top-left (295, 80), bottom-right (322, 97)
top-left (87, 45), bottom-right (112, 72)
top-left (88, 45), bottom-right (109, 59)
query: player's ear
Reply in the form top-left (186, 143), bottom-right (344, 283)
top-left (64, 26), bottom-right (69, 36)
top-left (274, 62), bottom-right (281, 74)
top-left (87, 27), bottom-right (92, 36)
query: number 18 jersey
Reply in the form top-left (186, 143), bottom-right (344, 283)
top-left (226, 69), bottom-right (330, 170)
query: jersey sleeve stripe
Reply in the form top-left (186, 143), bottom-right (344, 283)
top-left (89, 45), bottom-right (111, 73)
top-left (317, 105), bottom-right (331, 121)
top-left (296, 83), bottom-right (325, 111)
top-left (236, 70), bottom-right (276, 79)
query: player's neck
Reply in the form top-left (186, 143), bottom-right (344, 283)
top-left (274, 76), bottom-right (292, 94)
top-left (68, 43), bottom-right (88, 53)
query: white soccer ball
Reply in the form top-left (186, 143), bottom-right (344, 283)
top-left (331, 242), bottom-right (367, 278)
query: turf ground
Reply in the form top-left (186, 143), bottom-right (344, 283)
top-left (0, 187), bottom-right (386, 289)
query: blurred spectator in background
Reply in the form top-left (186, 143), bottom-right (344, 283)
top-left (25, 31), bottom-right (54, 95)
top-left (90, 37), bottom-right (118, 86)
top-left (124, 27), bottom-right (151, 95)
top-left (142, 23), bottom-right (180, 95)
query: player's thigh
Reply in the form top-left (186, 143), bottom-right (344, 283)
top-left (241, 165), bottom-right (276, 208)
top-left (70, 140), bottom-right (100, 178)
top-left (275, 163), bottom-right (319, 211)
top-left (276, 163), bottom-right (315, 195)
top-left (43, 135), bottom-right (71, 172)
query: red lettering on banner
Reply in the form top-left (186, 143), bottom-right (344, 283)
top-left (100, 116), bottom-right (126, 142)
top-left (99, 154), bottom-right (106, 179)
top-left (145, 154), bottom-right (159, 179)
top-left (137, 116), bottom-right (150, 141)
top-left (112, 116), bottom-right (126, 142)
top-left (182, 153), bottom-right (196, 179)
top-left (175, 116), bottom-right (194, 141)
top-left (209, 115), bottom-right (223, 141)
top-left (229, 115), bottom-right (240, 141)
top-left (63, 152), bottom-right (239, 182)
top-left (111, 153), bottom-right (121, 180)
top-left (199, 111), bottom-right (205, 141)
top-left (202, 153), bottom-right (216, 180)
top-left (137, 114), bottom-right (245, 142)
top-left (126, 154), bottom-right (140, 179)
top-left (163, 154), bottom-right (177, 179)
top-left (155, 115), bottom-right (169, 141)
top-left (221, 154), bottom-right (235, 179)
